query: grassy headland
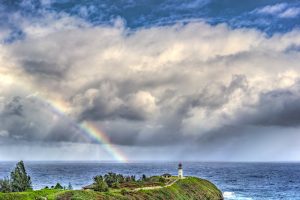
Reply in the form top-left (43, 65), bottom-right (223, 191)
top-left (0, 162), bottom-right (223, 200)
top-left (0, 177), bottom-right (223, 200)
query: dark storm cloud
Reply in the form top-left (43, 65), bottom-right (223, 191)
top-left (101, 120), bottom-right (141, 146)
top-left (71, 80), bottom-right (157, 122)
top-left (22, 59), bottom-right (68, 78)
top-left (235, 82), bottom-right (300, 127)
top-left (177, 75), bottom-right (248, 115)
top-left (0, 94), bottom-right (136, 145)
top-left (3, 96), bottom-right (23, 116)
top-left (192, 80), bottom-right (300, 153)
top-left (0, 96), bottom-right (40, 141)
top-left (2, 71), bottom-right (297, 148)
top-left (113, 75), bottom-right (250, 146)
top-left (0, 95), bottom-right (86, 143)
top-left (44, 120), bottom-right (87, 143)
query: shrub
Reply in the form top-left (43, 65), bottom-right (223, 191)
top-left (0, 178), bottom-right (11, 193)
top-left (111, 182), bottom-right (120, 189)
top-left (130, 175), bottom-right (136, 182)
top-left (159, 177), bottom-right (166, 183)
top-left (93, 176), bottom-right (109, 192)
top-left (121, 188), bottom-right (129, 195)
top-left (104, 172), bottom-right (124, 187)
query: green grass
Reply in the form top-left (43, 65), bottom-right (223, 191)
top-left (0, 177), bottom-right (223, 200)
top-left (0, 189), bottom-right (65, 200)
top-left (131, 177), bottom-right (223, 200)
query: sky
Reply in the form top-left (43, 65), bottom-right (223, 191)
top-left (1, 0), bottom-right (300, 162)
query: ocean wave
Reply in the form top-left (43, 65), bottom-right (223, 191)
top-left (223, 191), bottom-right (253, 200)
top-left (223, 191), bottom-right (235, 199)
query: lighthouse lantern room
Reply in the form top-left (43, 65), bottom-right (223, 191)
top-left (178, 163), bottom-right (183, 179)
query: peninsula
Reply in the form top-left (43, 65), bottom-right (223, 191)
top-left (0, 162), bottom-right (223, 200)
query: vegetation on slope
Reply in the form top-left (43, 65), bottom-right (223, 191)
top-left (0, 189), bottom-right (63, 200)
top-left (0, 162), bottom-right (223, 200)
top-left (87, 173), bottom-right (171, 191)
top-left (0, 177), bottom-right (223, 200)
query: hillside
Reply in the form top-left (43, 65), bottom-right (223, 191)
top-left (0, 177), bottom-right (223, 200)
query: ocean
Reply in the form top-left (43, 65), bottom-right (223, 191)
top-left (0, 162), bottom-right (299, 200)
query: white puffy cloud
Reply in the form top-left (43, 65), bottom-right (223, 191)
top-left (257, 3), bottom-right (287, 15)
top-left (1, 13), bottom-right (300, 160)
top-left (256, 3), bottom-right (300, 18)
top-left (126, 91), bottom-right (157, 120)
top-left (279, 7), bottom-right (300, 18)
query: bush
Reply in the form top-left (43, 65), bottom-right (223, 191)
top-left (104, 172), bottom-right (125, 187)
top-left (10, 161), bottom-right (32, 192)
top-left (0, 178), bottom-right (11, 193)
top-left (93, 176), bottom-right (109, 192)
top-left (159, 177), bottom-right (166, 183)
top-left (111, 182), bottom-right (120, 189)
top-left (121, 188), bottom-right (129, 195)
top-left (130, 175), bottom-right (136, 182)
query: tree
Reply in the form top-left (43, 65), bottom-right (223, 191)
top-left (125, 176), bottom-right (131, 182)
top-left (93, 176), bottom-right (108, 192)
top-left (68, 182), bottom-right (73, 190)
top-left (10, 161), bottom-right (32, 192)
top-left (117, 174), bottom-right (125, 183)
top-left (141, 174), bottom-right (147, 181)
top-left (104, 172), bottom-right (117, 187)
top-left (130, 175), bottom-right (136, 182)
top-left (0, 178), bottom-right (11, 193)
top-left (54, 183), bottom-right (63, 189)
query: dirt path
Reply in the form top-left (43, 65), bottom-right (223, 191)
top-left (133, 179), bottom-right (179, 191)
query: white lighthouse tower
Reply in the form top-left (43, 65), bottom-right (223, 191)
top-left (178, 163), bottom-right (183, 179)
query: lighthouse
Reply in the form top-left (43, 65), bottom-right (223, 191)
top-left (178, 163), bottom-right (183, 179)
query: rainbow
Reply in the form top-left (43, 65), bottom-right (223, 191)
top-left (25, 92), bottom-right (129, 163)
top-left (44, 98), bottom-right (129, 163)
top-left (1, 65), bottom-right (129, 163)
top-left (80, 122), bottom-right (128, 162)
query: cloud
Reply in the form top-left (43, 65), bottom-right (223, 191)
top-left (0, 130), bottom-right (9, 137)
top-left (279, 7), bottom-right (300, 18)
top-left (71, 82), bottom-right (157, 121)
top-left (256, 3), bottom-right (287, 15)
top-left (0, 94), bottom-right (86, 143)
top-left (256, 3), bottom-right (300, 18)
top-left (123, 91), bottom-right (157, 120)
top-left (234, 82), bottom-right (300, 127)
top-left (1, 10), bottom-right (300, 160)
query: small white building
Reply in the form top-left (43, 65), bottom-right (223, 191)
top-left (178, 163), bottom-right (183, 179)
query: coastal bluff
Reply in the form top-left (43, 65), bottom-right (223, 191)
top-left (0, 177), bottom-right (223, 200)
